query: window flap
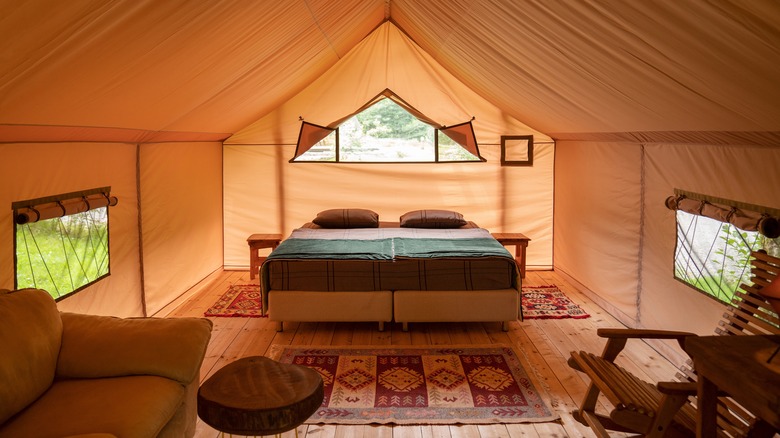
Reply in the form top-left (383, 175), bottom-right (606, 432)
top-left (292, 121), bottom-right (335, 160)
top-left (441, 121), bottom-right (482, 159)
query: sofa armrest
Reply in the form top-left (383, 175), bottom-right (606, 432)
top-left (56, 313), bottom-right (212, 385)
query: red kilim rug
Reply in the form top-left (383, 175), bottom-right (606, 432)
top-left (204, 284), bottom-right (589, 319)
top-left (270, 344), bottom-right (558, 425)
top-left (521, 285), bottom-right (590, 319)
top-left (204, 284), bottom-right (265, 317)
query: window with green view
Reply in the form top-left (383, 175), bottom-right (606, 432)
top-left (674, 209), bottom-right (780, 305)
top-left (15, 190), bottom-right (113, 300)
top-left (294, 98), bottom-right (481, 163)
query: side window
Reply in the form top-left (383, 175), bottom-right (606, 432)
top-left (668, 190), bottom-right (780, 304)
top-left (13, 188), bottom-right (117, 300)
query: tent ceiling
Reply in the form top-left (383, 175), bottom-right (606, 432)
top-left (0, 0), bottom-right (386, 138)
top-left (2, 0), bottom-right (779, 142)
top-left (393, 0), bottom-right (780, 135)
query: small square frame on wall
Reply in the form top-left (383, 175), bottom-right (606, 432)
top-left (500, 135), bottom-right (533, 166)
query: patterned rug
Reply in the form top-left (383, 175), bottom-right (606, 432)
top-left (204, 284), bottom-right (589, 319)
top-left (521, 285), bottom-right (590, 319)
top-left (270, 344), bottom-right (558, 425)
top-left (204, 284), bottom-right (265, 317)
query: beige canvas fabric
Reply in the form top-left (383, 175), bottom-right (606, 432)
top-left (223, 22), bottom-right (554, 269)
top-left (0, 1), bottom-right (777, 350)
top-left (227, 22), bottom-right (551, 145)
top-left (0, 1), bottom-right (383, 137)
top-left (3, 2), bottom-right (778, 138)
top-left (138, 142), bottom-right (223, 315)
top-left (0, 143), bottom-right (144, 316)
top-left (554, 141), bottom-right (643, 326)
top-left (391, 0), bottom-right (780, 134)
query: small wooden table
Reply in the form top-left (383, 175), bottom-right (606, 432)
top-left (247, 234), bottom-right (282, 280)
top-left (491, 232), bottom-right (531, 278)
top-left (198, 356), bottom-right (324, 436)
top-left (685, 334), bottom-right (780, 437)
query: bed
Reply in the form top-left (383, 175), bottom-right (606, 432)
top-left (259, 209), bottom-right (522, 331)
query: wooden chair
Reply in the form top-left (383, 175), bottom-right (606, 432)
top-left (568, 251), bottom-right (780, 437)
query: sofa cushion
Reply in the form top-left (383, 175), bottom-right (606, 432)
top-left (0, 289), bottom-right (62, 424)
top-left (57, 313), bottom-right (212, 385)
top-left (0, 375), bottom-right (184, 438)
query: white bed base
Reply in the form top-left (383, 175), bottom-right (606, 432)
top-left (268, 287), bottom-right (520, 332)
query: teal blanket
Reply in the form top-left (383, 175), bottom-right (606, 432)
top-left (267, 238), bottom-right (394, 260)
top-left (393, 237), bottom-right (512, 259)
top-left (267, 237), bottom-right (513, 260)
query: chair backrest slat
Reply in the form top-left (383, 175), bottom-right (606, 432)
top-left (675, 251), bottom-right (780, 437)
top-left (729, 290), bottom-right (780, 334)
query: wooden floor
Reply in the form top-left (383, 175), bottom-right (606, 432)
top-left (165, 269), bottom-right (681, 438)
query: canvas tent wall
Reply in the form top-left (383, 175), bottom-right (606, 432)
top-left (1, 0), bottom-right (779, 365)
top-left (223, 22), bottom-right (555, 272)
top-left (0, 142), bottom-right (223, 317)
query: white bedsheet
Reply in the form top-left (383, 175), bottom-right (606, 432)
top-left (288, 227), bottom-right (493, 240)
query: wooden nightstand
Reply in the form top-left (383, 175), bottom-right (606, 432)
top-left (247, 233), bottom-right (282, 279)
top-left (491, 232), bottom-right (531, 278)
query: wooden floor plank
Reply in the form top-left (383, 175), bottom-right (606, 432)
top-left (447, 321), bottom-right (473, 344)
top-left (391, 323), bottom-right (413, 345)
top-left (392, 425), bottom-right (422, 438)
top-left (310, 424), bottom-right (338, 438)
top-left (366, 424), bottom-right (394, 438)
top-left (410, 323), bottom-right (431, 345)
top-left (466, 323), bottom-right (492, 345)
top-left (427, 323), bottom-right (452, 345)
top-left (371, 323), bottom-right (394, 345)
top-left (504, 423), bottom-right (539, 437)
top-left (422, 425), bottom-right (452, 438)
top-left (335, 425), bottom-right (366, 438)
top-left (352, 322), bottom-right (379, 345)
top-left (170, 269), bottom-right (688, 438)
top-left (312, 321), bottom-right (336, 345)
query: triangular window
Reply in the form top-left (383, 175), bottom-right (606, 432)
top-left (292, 90), bottom-right (484, 163)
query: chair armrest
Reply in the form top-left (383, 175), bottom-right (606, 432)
top-left (598, 328), bottom-right (697, 351)
top-left (658, 381), bottom-right (731, 398)
top-left (63, 434), bottom-right (118, 438)
top-left (657, 381), bottom-right (697, 396)
top-left (593, 329), bottom-right (698, 362)
top-left (597, 328), bottom-right (697, 340)
top-left (56, 312), bottom-right (212, 385)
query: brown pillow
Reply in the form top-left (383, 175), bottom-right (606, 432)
top-left (399, 209), bottom-right (467, 228)
top-left (312, 209), bottom-right (379, 228)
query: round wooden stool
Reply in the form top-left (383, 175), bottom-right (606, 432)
top-left (198, 356), bottom-right (324, 437)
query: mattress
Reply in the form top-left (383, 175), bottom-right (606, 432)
top-left (260, 224), bottom-right (519, 311)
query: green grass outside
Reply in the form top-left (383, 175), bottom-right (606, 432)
top-left (15, 212), bottom-right (109, 300)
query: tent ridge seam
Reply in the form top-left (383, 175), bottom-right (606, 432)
top-left (635, 144), bottom-right (646, 325)
top-left (302, 0), bottom-right (341, 59)
top-left (136, 144), bottom-right (148, 317)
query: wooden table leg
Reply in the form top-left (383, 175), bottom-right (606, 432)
top-left (247, 234), bottom-right (282, 280)
top-left (696, 375), bottom-right (718, 437)
top-left (490, 233), bottom-right (530, 279)
top-left (516, 242), bottom-right (527, 278)
top-left (249, 245), bottom-right (258, 280)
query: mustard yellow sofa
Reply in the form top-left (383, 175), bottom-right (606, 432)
top-left (0, 288), bottom-right (213, 438)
